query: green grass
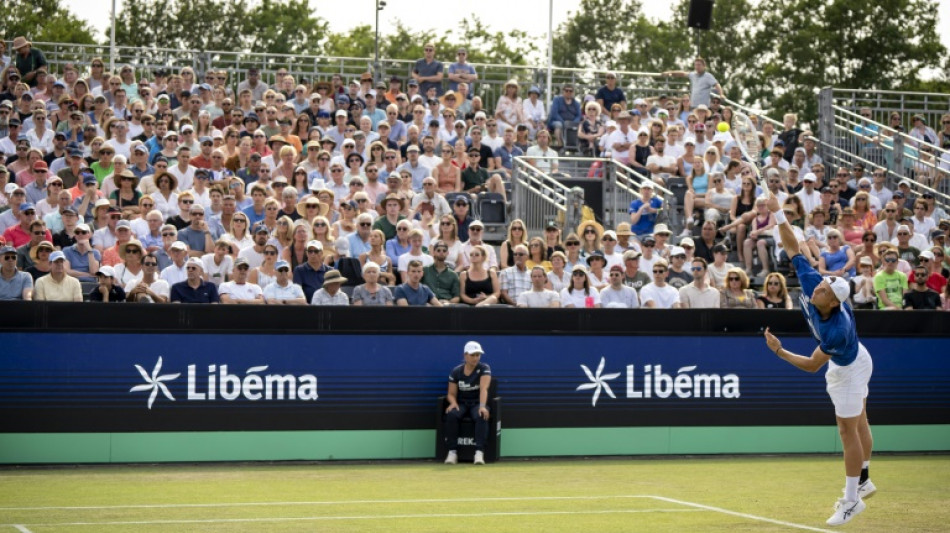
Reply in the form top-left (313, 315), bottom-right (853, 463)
top-left (0, 455), bottom-right (947, 532)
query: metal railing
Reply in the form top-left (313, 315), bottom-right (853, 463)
top-left (512, 157), bottom-right (678, 236)
top-left (28, 41), bottom-right (688, 111)
top-left (814, 105), bottom-right (950, 204)
top-left (609, 162), bottom-right (677, 230)
top-left (719, 89), bottom-right (950, 212)
top-left (512, 157), bottom-right (577, 234)
top-left (831, 87), bottom-right (950, 133)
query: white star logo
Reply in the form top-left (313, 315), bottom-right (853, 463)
top-left (576, 357), bottom-right (621, 407)
top-left (129, 356), bottom-right (181, 410)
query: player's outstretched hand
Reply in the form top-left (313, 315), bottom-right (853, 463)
top-left (764, 327), bottom-right (782, 354)
top-left (765, 193), bottom-right (781, 214)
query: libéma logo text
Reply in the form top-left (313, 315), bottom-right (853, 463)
top-left (130, 356), bottom-right (318, 409)
top-left (577, 357), bottom-right (740, 406)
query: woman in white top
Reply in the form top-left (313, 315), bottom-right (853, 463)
top-left (546, 251), bottom-right (571, 293)
top-left (521, 86), bottom-right (546, 139)
top-left (435, 214), bottom-right (463, 269)
top-left (248, 243), bottom-right (279, 288)
top-left (150, 172), bottom-right (179, 218)
top-left (560, 264), bottom-right (602, 308)
top-left (226, 211), bottom-right (254, 251)
top-left (703, 171), bottom-right (735, 224)
top-left (494, 80), bottom-right (526, 133)
top-left (112, 240), bottom-right (145, 286)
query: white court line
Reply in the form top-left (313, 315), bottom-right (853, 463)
top-left (647, 496), bottom-right (835, 533)
top-left (12, 526), bottom-right (33, 533)
top-left (10, 509), bottom-right (704, 527)
top-left (0, 494), bottom-right (653, 511)
top-left (1, 494), bottom-right (835, 532)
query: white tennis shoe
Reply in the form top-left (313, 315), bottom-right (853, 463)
top-left (473, 451), bottom-right (485, 465)
top-left (444, 450), bottom-right (458, 464)
top-left (827, 497), bottom-right (866, 526)
top-left (858, 479), bottom-right (877, 499)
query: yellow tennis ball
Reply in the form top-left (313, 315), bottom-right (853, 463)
top-left (717, 122), bottom-right (730, 133)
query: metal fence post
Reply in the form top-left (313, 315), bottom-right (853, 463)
top-left (818, 86), bottom-right (834, 169)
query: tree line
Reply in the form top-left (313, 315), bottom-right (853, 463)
top-left (4, 0), bottom-right (947, 123)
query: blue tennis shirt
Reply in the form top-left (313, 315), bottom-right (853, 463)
top-left (793, 254), bottom-right (859, 366)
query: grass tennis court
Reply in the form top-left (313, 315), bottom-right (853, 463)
top-left (1, 455), bottom-right (947, 532)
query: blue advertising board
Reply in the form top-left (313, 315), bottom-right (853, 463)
top-left (2, 332), bottom-right (947, 433)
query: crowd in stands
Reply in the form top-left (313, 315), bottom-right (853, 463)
top-left (0, 38), bottom-right (948, 309)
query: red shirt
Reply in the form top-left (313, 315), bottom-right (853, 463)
top-left (908, 271), bottom-right (948, 293)
top-left (2, 225), bottom-right (53, 248)
top-left (189, 155), bottom-right (212, 169)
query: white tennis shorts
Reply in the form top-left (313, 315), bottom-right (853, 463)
top-left (825, 343), bottom-right (873, 418)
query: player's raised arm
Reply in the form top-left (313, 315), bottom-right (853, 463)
top-left (765, 193), bottom-right (800, 258)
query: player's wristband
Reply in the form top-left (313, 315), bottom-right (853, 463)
top-left (773, 210), bottom-right (787, 225)
top-left (479, 403), bottom-right (487, 409)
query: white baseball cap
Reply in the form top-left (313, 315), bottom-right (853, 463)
top-left (464, 341), bottom-right (484, 355)
top-left (824, 276), bottom-right (851, 304)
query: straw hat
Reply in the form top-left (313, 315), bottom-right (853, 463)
top-left (155, 172), bottom-right (178, 191)
top-left (576, 219), bottom-right (604, 240)
top-left (322, 269), bottom-right (348, 285)
top-left (296, 197), bottom-right (329, 217)
top-left (112, 169), bottom-right (139, 190)
top-left (381, 193), bottom-right (405, 210)
top-left (118, 239), bottom-right (144, 261)
top-left (29, 240), bottom-right (54, 261)
top-left (12, 37), bottom-right (31, 51)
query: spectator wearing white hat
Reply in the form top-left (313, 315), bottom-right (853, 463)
top-left (261, 259), bottom-right (307, 305)
top-left (63, 223), bottom-right (100, 282)
top-left (293, 239), bottom-right (330, 302)
top-left (796, 172), bottom-right (822, 214)
top-left (87, 265), bottom-right (126, 303)
top-left (218, 257), bottom-right (263, 304)
top-left (169, 257), bottom-right (219, 303)
top-left (160, 240), bottom-right (189, 285)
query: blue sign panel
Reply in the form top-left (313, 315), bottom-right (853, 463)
top-left (1, 333), bottom-right (947, 432)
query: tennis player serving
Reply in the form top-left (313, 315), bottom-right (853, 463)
top-left (761, 191), bottom-right (875, 526)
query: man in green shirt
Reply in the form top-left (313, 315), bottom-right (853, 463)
top-left (422, 240), bottom-right (460, 304)
top-left (873, 249), bottom-right (908, 310)
top-left (371, 194), bottom-right (406, 241)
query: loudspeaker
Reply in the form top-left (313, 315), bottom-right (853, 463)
top-left (687, 0), bottom-right (714, 30)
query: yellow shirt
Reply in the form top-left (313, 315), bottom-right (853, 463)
top-left (34, 275), bottom-right (83, 302)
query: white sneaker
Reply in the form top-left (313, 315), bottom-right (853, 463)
top-left (826, 497), bottom-right (865, 526)
top-left (858, 479), bottom-right (877, 499)
top-left (444, 450), bottom-right (458, 465)
top-left (473, 450), bottom-right (485, 465)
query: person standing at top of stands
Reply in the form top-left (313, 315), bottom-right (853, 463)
top-left (596, 72), bottom-right (626, 114)
top-left (413, 43), bottom-right (444, 98)
top-left (12, 37), bottom-right (47, 89)
top-left (443, 340), bottom-right (491, 466)
top-left (547, 84), bottom-right (581, 148)
top-left (763, 191), bottom-right (875, 527)
top-left (663, 57), bottom-right (723, 109)
top-left (237, 68), bottom-right (267, 103)
top-left (446, 48), bottom-right (477, 96)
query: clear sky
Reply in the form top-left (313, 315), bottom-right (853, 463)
top-left (62, 0), bottom-right (950, 68)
